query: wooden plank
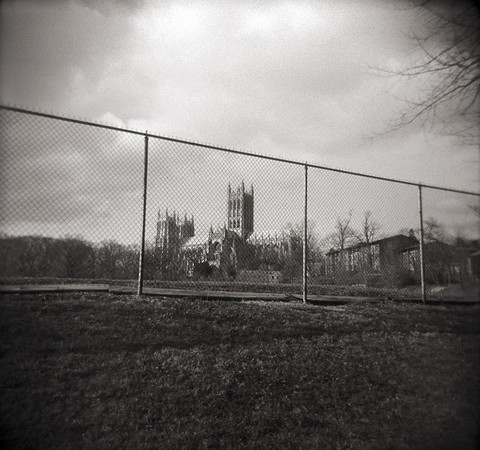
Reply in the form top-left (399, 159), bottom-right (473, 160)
top-left (109, 285), bottom-right (288, 301)
top-left (0, 284), bottom-right (110, 294)
top-left (110, 286), bottom-right (381, 303)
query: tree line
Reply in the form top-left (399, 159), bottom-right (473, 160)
top-left (0, 235), bottom-right (140, 280)
top-left (1, 209), bottom-right (477, 285)
top-left (0, 231), bottom-right (324, 283)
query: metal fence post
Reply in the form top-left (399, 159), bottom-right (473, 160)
top-left (418, 184), bottom-right (426, 303)
top-left (137, 133), bottom-right (149, 297)
top-left (303, 163), bottom-right (308, 303)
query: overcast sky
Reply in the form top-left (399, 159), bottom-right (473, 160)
top-left (1, 0), bottom-right (479, 244)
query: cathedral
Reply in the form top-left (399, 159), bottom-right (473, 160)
top-left (154, 182), bottom-right (296, 282)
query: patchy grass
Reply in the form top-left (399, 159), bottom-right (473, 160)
top-left (427, 282), bottom-right (480, 301)
top-left (1, 293), bottom-right (479, 449)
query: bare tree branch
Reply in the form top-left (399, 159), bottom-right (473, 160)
top-left (334, 210), bottom-right (356, 250)
top-left (353, 211), bottom-right (381, 245)
top-left (372, 1), bottom-right (480, 143)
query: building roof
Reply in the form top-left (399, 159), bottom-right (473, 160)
top-left (370, 234), bottom-right (418, 245)
top-left (401, 239), bottom-right (456, 253)
top-left (326, 234), bottom-right (418, 255)
top-left (182, 230), bottom-right (211, 248)
top-left (249, 229), bottom-right (290, 243)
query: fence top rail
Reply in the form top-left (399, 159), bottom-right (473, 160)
top-left (1, 104), bottom-right (479, 197)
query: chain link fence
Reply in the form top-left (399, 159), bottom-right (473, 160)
top-left (0, 108), bottom-right (144, 283)
top-left (1, 106), bottom-right (479, 301)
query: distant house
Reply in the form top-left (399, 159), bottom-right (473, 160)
top-left (325, 232), bottom-right (476, 287)
top-left (467, 250), bottom-right (480, 280)
top-left (326, 234), bottom-right (419, 287)
top-left (400, 240), bottom-right (463, 284)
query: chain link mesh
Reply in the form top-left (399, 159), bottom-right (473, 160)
top-left (1, 107), bottom-right (479, 300)
top-left (421, 187), bottom-right (479, 300)
top-left (144, 138), bottom-right (304, 290)
top-left (0, 109), bottom-right (144, 283)
top-left (308, 169), bottom-right (421, 295)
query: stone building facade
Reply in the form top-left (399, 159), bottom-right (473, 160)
top-left (154, 182), bottom-right (295, 281)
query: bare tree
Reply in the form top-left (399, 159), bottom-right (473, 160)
top-left (354, 211), bottom-right (381, 244)
top-left (376, 1), bottom-right (480, 142)
top-left (281, 221), bottom-right (323, 281)
top-left (58, 237), bottom-right (95, 278)
top-left (334, 210), bottom-right (355, 250)
top-left (424, 217), bottom-right (448, 242)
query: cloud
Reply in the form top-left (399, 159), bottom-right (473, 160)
top-left (0, 111), bottom-right (145, 243)
top-left (0, 0), bottom-right (478, 244)
top-left (0, 0), bottom-right (133, 114)
top-left (1, 106), bottom-right (478, 245)
top-left (78, 0), bottom-right (146, 14)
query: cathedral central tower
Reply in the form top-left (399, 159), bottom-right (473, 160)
top-left (227, 182), bottom-right (254, 240)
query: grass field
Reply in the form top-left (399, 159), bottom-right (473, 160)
top-left (1, 293), bottom-right (479, 449)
